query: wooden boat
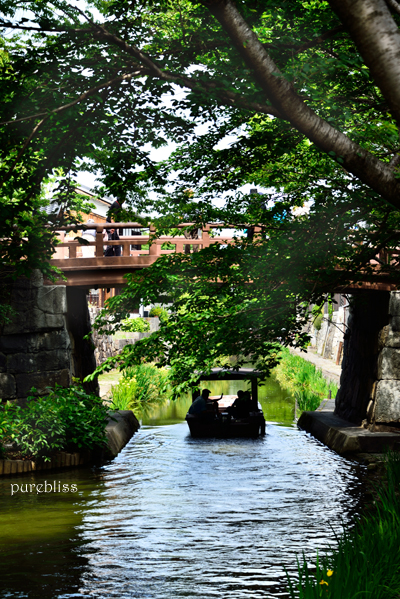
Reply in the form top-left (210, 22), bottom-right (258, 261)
top-left (185, 369), bottom-right (266, 438)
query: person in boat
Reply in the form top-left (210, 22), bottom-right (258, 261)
top-left (188, 389), bottom-right (222, 418)
top-left (227, 390), bottom-right (252, 419)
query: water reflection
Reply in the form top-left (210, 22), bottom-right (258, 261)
top-left (0, 378), bottom-right (365, 599)
top-left (142, 374), bottom-right (295, 427)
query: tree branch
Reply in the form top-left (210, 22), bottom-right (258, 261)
top-left (385, 0), bottom-right (400, 16)
top-left (0, 67), bottom-right (146, 127)
top-left (0, 116), bottom-right (48, 186)
top-left (90, 24), bottom-right (283, 116)
top-left (0, 20), bottom-right (90, 33)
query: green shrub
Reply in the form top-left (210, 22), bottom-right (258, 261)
top-left (46, 385), bottom-right (109, 452)
top-left (149, 306), bottom-right (169, 322)
top-left (121, 317), bottom-right (150, 333)
top-left (110, 364), bottom-right (169, 417)
top-left (0, 385), bottom-right (109, 461)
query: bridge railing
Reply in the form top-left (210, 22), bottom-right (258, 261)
top-left (50, 222), bottom-right (250, 262)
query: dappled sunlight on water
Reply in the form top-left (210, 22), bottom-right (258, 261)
top-left (0, 378), bottom-right (365, 598)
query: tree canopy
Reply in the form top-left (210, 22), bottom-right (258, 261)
top-left (2, 0), bottom-right (400, 386)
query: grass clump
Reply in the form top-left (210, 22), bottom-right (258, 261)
top-left (110, 363), bottom-right (169, 417)
top-left (286, 450), bottom-right (400, 599)
top-left (273, 348), bottom-right (338, 411)
top-left (0, 385), bottom-right (109, 461)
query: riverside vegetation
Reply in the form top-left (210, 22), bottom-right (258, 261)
top-left (272, 349), bottom-right (338, 412)
top-left (286, 450), bottom-right (400, 599)
top-left (109, 363), bottom-right (170, 418)
top-left (0, 385), bottom-right (109, 462)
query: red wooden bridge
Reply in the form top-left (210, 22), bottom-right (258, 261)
top-left (49, 223), bottom-right (238, 287)
top-left (48, 222), bottom-right (398, 292)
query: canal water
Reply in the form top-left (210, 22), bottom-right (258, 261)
top-left (0, 377), bottom-right (365, 598)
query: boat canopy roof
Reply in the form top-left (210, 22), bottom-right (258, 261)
top-left (194, 368), bottom-right (264, 383)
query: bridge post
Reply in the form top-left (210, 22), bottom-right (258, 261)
top-left (335, 291), bottom-right (390, 425)
top-left (149, 225), bottom-right (161, 257)
top-left (202, 225), bottom-right (211, 248)
top-left (95, 226), bottom-right (104, 257)
top-left (69, 242), bottom-right (77, 259)
top-left (66, 287), bottom-right (99, 395)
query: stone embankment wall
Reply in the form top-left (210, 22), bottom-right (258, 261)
top-left (0, 272), bottom-right (98, 403)
top-left (310, 308), bottom-right (346, 364)
top-left (88, 307), bottom-right (159, 366)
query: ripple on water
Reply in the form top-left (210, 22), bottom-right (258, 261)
top-left (66, 422), bottom-right (365, 599)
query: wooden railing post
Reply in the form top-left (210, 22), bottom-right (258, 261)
top-left (96, 227), bottom-right (104, 258)
top-left (149, 224), bottom-right (161, 257)
top-left (202, 224), bottom-right (211, 248)
top-left (69, 241), bottom-right (77, 259)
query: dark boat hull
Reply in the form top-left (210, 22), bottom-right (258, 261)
top-left (185, 411), bottom-right (266, 438)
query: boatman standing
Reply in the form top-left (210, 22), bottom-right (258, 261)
top-left (188, 389), bottom-right (222, 416)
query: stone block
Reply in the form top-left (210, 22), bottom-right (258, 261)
top-left (3, 308), bottom-right (65, 335)
top-left (377, 347), bottom-right (400, 379)
top-left (0, 373), bottom-right (16, 399)
top-left (35, 350), bottom-right (70, 373)
top-left (36, 330), bottom-right (71, 352)
top-left (37, 286), bottom-right (67, 315)
top-left (0, 336), bottom-right (28, 354)
top-left (13, 270), bottom-right (43, 289)
top-left (15, 369), bottom-right (70, 396)
top-left (0, 331), bottom-right (71, 355)
top-left (378, 325), bottom-right (389, 351)
top-left (385, 329), bottom-right (400, 348)
top-left (389, 292), bottom-right (400, 316)
top-left (390, 316), bottom-right (400, 332)
top-left (7, 353), bottom-right (37, 374)
top-left (0, 353), bottom-right (6, 372)
top-left (374, 380), bottom-right (400, 422)
top-left (10, 287), bottom-right (37, 310)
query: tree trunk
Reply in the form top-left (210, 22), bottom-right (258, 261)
top-left (328, 0), bottom-right (400, 127)
top-left (201, 0), bottom-right (400, 209)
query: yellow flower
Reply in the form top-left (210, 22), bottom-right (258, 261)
top-left (327, 570), bottom-right (334, 577)
top-left (319, 580), bottom-right (328, 586)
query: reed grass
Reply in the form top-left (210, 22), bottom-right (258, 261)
top-left (110, 363), bottom-right (169, 417)
top-left (273, 348), bottom-right (338, 412)
top-left (286, 450), bottom-right (400, 598)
